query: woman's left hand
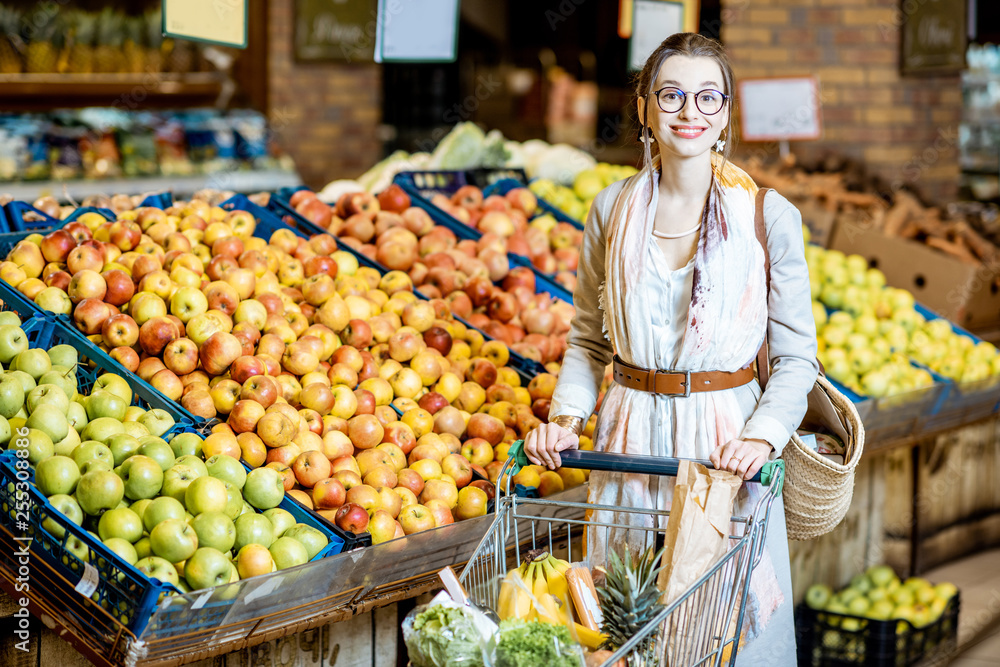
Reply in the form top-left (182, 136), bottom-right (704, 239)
top-left (710, 438), bottom-right (773, 481)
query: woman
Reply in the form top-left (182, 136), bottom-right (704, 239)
top-left (524, 33), bottom-right (817, 664)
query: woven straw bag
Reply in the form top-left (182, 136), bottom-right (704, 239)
top-left (754, 189), bottom-right (866, 541)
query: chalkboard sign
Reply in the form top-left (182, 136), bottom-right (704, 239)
top-left (294, 0), bottom-right (378, 63)
top-left (900, 0), bottom-right (966, 75)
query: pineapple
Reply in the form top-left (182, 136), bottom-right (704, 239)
top-left (123, 15), bottom-right (144, 73)
top-left (67, 11), bottom-right (96, 74)
top-left (597, 546), bottom-right (666, 667)
top-left (94, 8), bottom-right (124, 73)
top-left (25, 3), bottom-right (60, 73)
top-left (0, 5), bottom-right (24, 74)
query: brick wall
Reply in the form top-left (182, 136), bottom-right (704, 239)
top-left (268, 0), bottom-right (384, 189)
top-left (722, 0), bottom-right (962, 204)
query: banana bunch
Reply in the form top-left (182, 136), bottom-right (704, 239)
top-left (498, 550), bottom-right (605, 650)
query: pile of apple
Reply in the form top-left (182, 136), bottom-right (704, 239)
top-left (804, 565), bottom-right (957, 633)
top-left (807, 245), bottom-right (1000, 395)
top-left (288, 186), bottom-right (576, 368)
top-left (0, 315), bottom-right (328, 607)
top-left (529, 163), bottom-right (639, 223)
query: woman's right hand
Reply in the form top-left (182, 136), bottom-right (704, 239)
top-left (524, 423), bottom-right (580, 470)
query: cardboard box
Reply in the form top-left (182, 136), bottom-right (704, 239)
top-left (790, 197), bottom-right (838, 248)
top-left (830, 221), bottom-right (1000, 330)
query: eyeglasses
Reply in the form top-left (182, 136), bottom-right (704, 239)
top-left (653, 87), bottom-right (729, 116)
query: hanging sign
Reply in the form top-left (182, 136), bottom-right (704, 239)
top-left (375, 0), bottom-right (460, 63)
top-left (628, 0), bottom-right (684, 71)
top-left (900, 0), bottom-right (967, 75)
top-left (737, 76), bottom-right (822, 142)
top-left (162, 0), bottom-right (248, 49)
top-left (294, 0), bottom-right (378, 63)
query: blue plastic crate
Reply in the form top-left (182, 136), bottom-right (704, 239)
top-left (483, 177), bottom-right (584, 230)
top-left (3, 201), bottom-right (116, 233)
top-left (393, 172), bottom-right (575, 305)
top-left (0, 202), bottom-right (9, 234)
top-left (138, 193), bottom-right (174, 209)
top-left (265, 194), bottom-right (545, 383)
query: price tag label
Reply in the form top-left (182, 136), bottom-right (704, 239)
top-left (75, 563), bottom-right (100, 597)
top-left (190, 590), bottom-right (214, 610)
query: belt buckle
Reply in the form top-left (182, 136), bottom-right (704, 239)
top-left (679, 370), bottom-right (691, 397)
top-left (655, 369), bottom-right (691, 397)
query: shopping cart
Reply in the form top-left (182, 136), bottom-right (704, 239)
top-left (459, 441), bottom-right (785, 667)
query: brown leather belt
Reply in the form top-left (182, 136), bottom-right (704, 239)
top-left (612, 355), bottom-right (755, 397)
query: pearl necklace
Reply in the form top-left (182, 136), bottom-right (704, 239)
top-left (651, 223), bottom-right (701, 239)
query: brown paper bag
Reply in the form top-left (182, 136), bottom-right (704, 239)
top-left (657, 460), bottom-right (742, 604)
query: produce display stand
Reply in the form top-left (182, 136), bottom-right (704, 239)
top-left (266, 187), bottom-right (548, 382)
top-left (391, 171), bottom-right (575, 304)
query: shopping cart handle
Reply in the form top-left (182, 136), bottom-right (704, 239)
top-left (509, 440), bottom-right (783, 487)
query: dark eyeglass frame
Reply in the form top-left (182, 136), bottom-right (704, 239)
top-left (652, 86), bottom-right (729, 116)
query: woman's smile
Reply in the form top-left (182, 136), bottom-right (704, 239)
top-left (669, 124), bottom-right (708, 139)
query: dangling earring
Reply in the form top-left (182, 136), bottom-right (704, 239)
top-left (637, 126), bottom-right (655, 144)
top-left (715, 133), bottom-right (727, 152)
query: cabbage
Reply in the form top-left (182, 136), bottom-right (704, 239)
top-left (354, 150), bottom-right (431, 194)
top-left (480, 129), bottom-right (511, 168)
top-left (315, 180), bottom-right (365, 204)
top-left (403, 604), bottom-right (486, 667)
top-left (527, 144), bottom-right (597, 186)
top-left (429, 122), bottom-right (487, 170)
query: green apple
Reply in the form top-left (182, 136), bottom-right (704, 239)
top-left (82, 417), bottom-right (126, 445)
top-left (223, 481), bottom-right (243, 520)
top-left (239, 501), bottom-right (254, 517)
top-left (135, 556), bottom-right (180, 586)
top-left (137, 440), bottom-right (176, 472)
top-left (866, 565), bottom-right (896, 589)
top-left (38, 369), bottom-right (77, 402)
top-left (175, 454), bottom-right (208, 478)
top-left (150, 518), bottom-right (198, 563)
top-left (47, 344), bottom-right (77, 370)
top-left (892, 587), bottom-right (915, 607)
top-left (120, 455), bottom-right (164, 500)
top-left (134, 536), bottom-right (152, 559)
top-left (0, 374), bottom-right (25, 419)
top-left (850, 573), bottom-right (872, 595)
top-left (242, 467), bottom-right (284, 510)
top-left (866, 600), bottom-right (894, 620)
top-left (26, 383), bottom-right (69, 416)
top-left (129, 498), bottom-right (153, 523)
top-left (102, 537), bottom-right (138, 570)
top-left (0, 312), bottom-right (20, 327)
top-left (42, 494), bottom-right (83, 538)
top-left (78, 457), bottom-right (111, 475)
top-left (263, 508), bottom-right (296, 539)
top-left (0, 415), bottom-right (10, 447)
top-left (123, 406), bottom-right (146, 422)
top-left (66, 402), bottom-right (88, 433)
top-left (283, 525), bottom-right (328, 560)
top-left (105, 434), bottom-right (139, 468)
top-left (233, 513), bottom-right (274, 552)
top-left (169, 432), bottom-right (203, 458)
top-left (35, 455), bottom-right (81, 496)
top-left (11, 428), bottom-right (53, 465)
top-left (76, 470), bottom-right (125, 516)
top-left (138, 409), bottom-right (175, 438)
top-left (206, 454), bottom-right (247, 490)
top-left (0, 325), bottom-right (28, 364)
top-left (71, 441), bottom-right (114, 469)
top-left (8, 370), bottom-right (35, 395)
top-left (161, 464), bottom-right (200, 503)
top-left (15, 349), bottom-right (51, 381)
top-left (847, 596), bottom-right (869, 616)
top-left (184, 476), bottom-right (229, 515)
top-left (98, 507), bottom-right (143, 543)
top-left (190, 512), bottom-right (236, 553)
top-left (62, 533), bottom-right (90, 568)
top-left (269, 536), bottom-right (309, 570)
top-left (93, 374), bottom-right (132, 405)
top-left (26, 405), bottom-right (69, 444)
top-left (142, 496), bottom-right (186, 533)
top-left (122, 421), bottom-right (150, 439)
top-left (184, 547), bottom-right (233, 591)
top-left (867, 587), bottom-right (889, 603)
top-left (86, 390), bottom-right (128, 422)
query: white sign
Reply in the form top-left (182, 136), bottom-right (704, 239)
top-left (737, 77), bottom-right (822, 142)
top-left (628, 0), bottom-right (685, 71)
top-left (375, 0), bottom-right (459, 63)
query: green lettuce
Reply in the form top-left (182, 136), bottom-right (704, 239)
top-left (404, 604), bottom-right (485, 667)
top-left (494, 620), bottom-right (584, 667)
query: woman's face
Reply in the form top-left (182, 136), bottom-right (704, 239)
top-left (640, 55), bottom-right (729, 160)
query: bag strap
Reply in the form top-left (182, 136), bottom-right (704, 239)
top-left (754, 188), bottom-right (772, 392)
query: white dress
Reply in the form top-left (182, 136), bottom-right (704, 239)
top-left (551, 184), bottom-right (812, 666)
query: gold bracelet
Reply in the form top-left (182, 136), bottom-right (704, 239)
top-left (550, 415), bottom-right (584, 436)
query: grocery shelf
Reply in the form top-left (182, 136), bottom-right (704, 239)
top-left (0, 72), bottom-right (227, 109)
top-left (0, 170), bottom-right (302, 202)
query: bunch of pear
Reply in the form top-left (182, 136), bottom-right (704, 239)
top-left (530, 163), bottom-right (638, 222)
top-left (805, 565), bottom-right (957, 634)
top-left (0, 317), bottom-right (328, 619)
top-left (806, 244), bottom-right (1000, 396)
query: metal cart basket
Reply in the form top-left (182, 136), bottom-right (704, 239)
top-left (459, 442), bottom-right (785, 667)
